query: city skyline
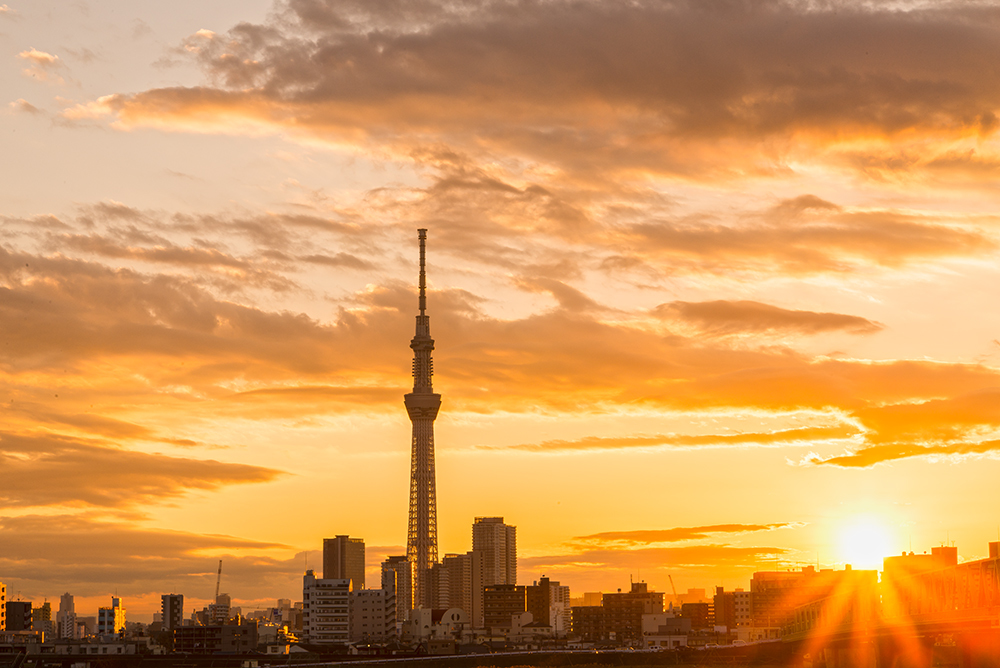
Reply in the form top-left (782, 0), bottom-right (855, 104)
top-left (4, 0), bottom-right (1000, 620)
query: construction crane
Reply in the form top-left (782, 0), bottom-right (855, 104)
top-left (215, 560), bottom-right (222, 601)
top-left (668, 574), bottom-right (679, 608)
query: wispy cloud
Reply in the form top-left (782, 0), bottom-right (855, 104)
top-left (573, 523), bottom-right (799, 547)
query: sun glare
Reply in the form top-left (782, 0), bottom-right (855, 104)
top-left (837, 517), bottom-right (894, 571)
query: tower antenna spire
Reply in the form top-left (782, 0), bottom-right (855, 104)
top-left (418, 228), bottom-right (427, 316)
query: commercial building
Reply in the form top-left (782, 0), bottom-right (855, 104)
top-left (323, 536), bottom-right (365, 591)
top-left (302, 570), bottom-right (349, 645)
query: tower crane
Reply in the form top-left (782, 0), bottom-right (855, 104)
top-left (668, 574), bottom-right (679, 608)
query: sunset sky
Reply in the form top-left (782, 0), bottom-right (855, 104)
top-left (3, 0), bottom-right (1000, 620)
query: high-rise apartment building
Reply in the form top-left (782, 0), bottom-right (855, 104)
top-left (472, 517), bottom-right (517, 586)
top-left (404, 229), bottom-right (442, 609)
top-left (302, 570), bottom-right (349, 644)
top-left (381, 556), bottom-right (414, 620)
top-left (526, 576), bottom-right (569, 631)
top-left (161, 594), bottom-right (184, 631)
top-left (428, 551), bottom-right (484, 625)
top-left (97, 596), bottom-right (126, 637)
top-left (323, 536), bottom-right (365, 591)
top-left (56, 593), bottom-right (77, 639)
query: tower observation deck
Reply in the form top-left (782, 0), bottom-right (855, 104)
top-left (404, 228), bottom-right (440, 610)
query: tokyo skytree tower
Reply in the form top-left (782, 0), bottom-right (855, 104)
top-left (403, 229), bottom-right (440, 610)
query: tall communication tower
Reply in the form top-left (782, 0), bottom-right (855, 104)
top-left (404, 228), bottom-right (440, 610)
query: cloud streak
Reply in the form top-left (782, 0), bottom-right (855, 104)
top-left (0, 432), bottom-right (284, 509)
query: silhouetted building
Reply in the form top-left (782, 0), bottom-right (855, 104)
top-left (382, 555), bottom-right (414, 620)
top-left (0, 584), bottom-right (6, 631)
top-left (323, 536), bottom-right (365, 591)
top-left (602, 583), bottom-right (664, 644)
top-left (881, 542), bottom-right (996, 621)
top-left (783, 566), bottom-right (879, 639)
top-left (483, 584), bottom-right (526, 631)
top-left (680, 602), bottom-right (712, 629)
top-left (404, 229), bottom-right (442, 609)
top-left (752, 565), bottom-right (879, 635)
top-left (713, 587), bottom-right (751, 630)
top-left (161, 594), bottom-right (184, 631)
top-left (349, 587), bottom-right (395, 642)
top-left (5, 601), bottom-right (31, 631)
top-left (302, 570), bottom-right (349, 644)
top-left (571, 605), bottom-right (604, 642)
top-left (750, 570), bottom-right (808, 628)
top-left (173, 622), bottom-right (257, 654)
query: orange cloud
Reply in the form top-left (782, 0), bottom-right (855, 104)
top-left (574, 524), bottom-right (797, 546)
top-left (487, 426), bottom-right (860, 453)
top-left (18, 48), bottom-right (64, 83)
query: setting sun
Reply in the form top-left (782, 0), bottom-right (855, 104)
top-left (838, 517), bottom-right (895, 571)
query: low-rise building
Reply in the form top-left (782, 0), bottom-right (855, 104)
top-left (97, 597), bottom-right (126, 637)
top-left (349, 587), bottom-right (396, 642)
top-left (483, 584), bottom-right (526, 632)
top-left (301, 570), bottom-right (349, 645)
top-left (173, 623), bottom-right (258, 654)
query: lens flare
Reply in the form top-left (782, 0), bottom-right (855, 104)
top-left (837, 517), bottom-right (893, 571)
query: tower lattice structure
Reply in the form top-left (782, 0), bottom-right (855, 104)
top-left (404, 228), bottom-right (441, 610)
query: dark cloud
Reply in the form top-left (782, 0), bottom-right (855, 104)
top-left (9, 98), bottom-right (42, 115)
top-left (658, 300), bottom-right (883, 336)
top-left (0, 432), bottom-right (283, 509)
top-left (521, 544), bottom-right (791, 571)
top-left (98, 0), bottom-right (1000, 183)
top-left (0, 514), bottom-right (302, 602)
